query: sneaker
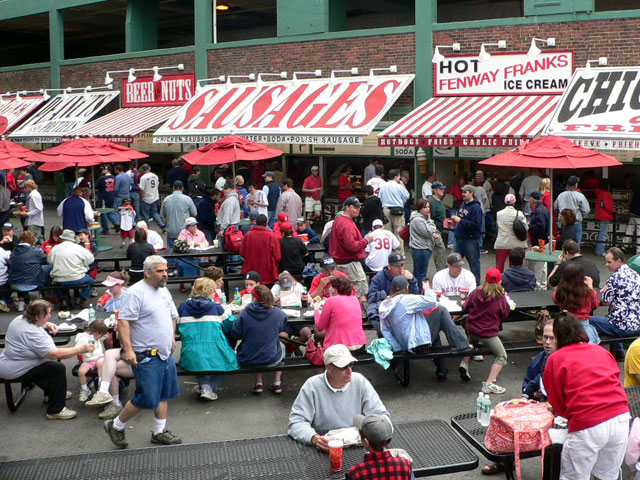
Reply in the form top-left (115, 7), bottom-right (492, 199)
top-left (98, 402), bottom-right (123, 420)
top-left (46, 407), bottom-right (77, 420)
top-left (482, 382), bottom-right (506, 394)
top-left (199, 387), bottom-right (218, 401)
top-left (179, 284), bottom-right (187, 293)
top-left (0, 301), bottom-right (9, 312)
top-left (480, 249), bottom-right (489, 254)
top-left (472, 355), bottom-right (484, 362)
top-left (451, 344), bottom-right (474, 354)
top-left (90, 288), bottom-right (98, 297)
top-left (78, 389), bottom-right (92, 402)
top-left (168, 270), bottom-right (177, 277)
top-left (86, 391), bottom-right (113, 407)
top-left (251, 383), bottom-right (264, 394)
top-left (151, 430), bottom-right (182, 445)
top-left (458, 361), bottom-right (471, 381)
top-left (269, 383), bottom-right (282, 394)
top-left (104, 419), bottom-right (128, 449)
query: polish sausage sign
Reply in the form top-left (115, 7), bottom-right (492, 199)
top-left (543, 67), bottom-right (640, 149)
top-left (153, 74), bottom-right (414, 145)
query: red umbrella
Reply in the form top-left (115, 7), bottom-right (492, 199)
top-left (183, 135), bottom-right (283, 168)
top-left (0, 139), bottom-right (47, 169)
top-left (480, 135), bottom-right (622, 252)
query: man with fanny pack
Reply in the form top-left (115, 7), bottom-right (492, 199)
top-left (103, 255), bottom-right (181, 449)
top-left (379, 169), bottom-right (409, 254)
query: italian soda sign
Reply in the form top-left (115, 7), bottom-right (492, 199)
top-left (434, 51), bottom-right (573, 96)
top-left (121, 73), bottom-right (195, 107)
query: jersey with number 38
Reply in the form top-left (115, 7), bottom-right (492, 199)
top-left (364, 228), bottom-right (400, 272)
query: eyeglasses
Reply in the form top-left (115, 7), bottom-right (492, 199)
top-left (336, 362), bottom-right (355, 371)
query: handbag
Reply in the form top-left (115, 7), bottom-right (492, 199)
top-left (305, 338), bottom-right (325, 366)
top-left (172, 239), bottom-right (190, 253)
top-left (398, 223), bottom-right (411, 243)
top-left (485, 399), bottom-right (554, 480)
top-left (389, 207), bottom-right (404, 216)
top-left (535, 310), bottom-right (549, 344)
top-left (512, 211), bottom-right (528, 242)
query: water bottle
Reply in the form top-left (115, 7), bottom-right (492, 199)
top-left (480, 394), bottom-right (491, 427)
top-left (220, 292), bottom-right (227, 305)
top-left (88, 304), bottom-right (96, 324)
top-left (234, 287), bottom-right (242, 305)
top-left (476, 392), bottom-right (484, 423)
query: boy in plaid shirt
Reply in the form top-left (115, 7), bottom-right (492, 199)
top-left (347, 414), bottom-right (414, 480)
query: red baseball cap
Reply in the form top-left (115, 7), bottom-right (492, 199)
top-left (485, 268), bottom-right (502, 284)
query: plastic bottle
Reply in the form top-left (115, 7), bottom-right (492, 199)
top-left (88, 304), bottom-right (96, 324)
top-left (234, 287), bottom-right (242, 305)
top-left (476, 392), bottom-right (484, 423)
top-left (480, 394), bottom-right (491, 427)
top-left (220, 292), bottom-right (227, 305)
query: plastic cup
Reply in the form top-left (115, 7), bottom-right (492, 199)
top-left (115, 309), bottom-right (119, 321)
top-left (459, 287), bottom-right (470, 300)
top-left (328, 439), bottom-right (344, 471)
top-left (84, 242), bottom-right (92, 251)
top-left (538, 239), bottom-right (546, 250)
top-left (44, 245), bottom-right (52, 254)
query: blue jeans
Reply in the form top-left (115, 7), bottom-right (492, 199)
top-left (575, 221), bottom-right (583, 246)
top-left (100, 210), bottom-right (120, 234)
top-left (478, 214), bottom-right (486, 251)
top-left (410, 247), bottom-right (431, 287)
top-left (129, 191), bottom-right (141, 223)
top-left (141, 200), bottom-right (165, 228)
top-left (56, 274), bottom-right (94, 299)
top-left (595, 221), bottom-right (609, 255)
top-left (177, 258), bottom-right (201, 277)
top-left (426, 306), bottom-right (470, 351)
top-left (131, 354), bottom-right (179, 410)
top-left (267, 210), bottom-right (276, 229)
top-left (453, 239), bottom-right (481, 285)
top-left (590, 315), bottom-right (640, 339)
top-left (167, 237), bottom-right (177, 267)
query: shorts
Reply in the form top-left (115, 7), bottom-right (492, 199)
top-left (561, 412), bottom-right (630, 480)
top-left (131, 353), bottom-right (180, 410)
top-left (468, 335), bottom-right (507, 366)
top-left (120, 229), bottom-right (134, 239)
top-left (305, 197), bottom-right (322, 213)
top-left (82, 357), bottom-right (104, 370)
top-left (336, 261), bottom-right (368, 298)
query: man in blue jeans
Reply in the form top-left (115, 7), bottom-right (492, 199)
top-left (451, 185), bottom-right (482, 285)
top-left (48, 229), bottom-right (95, 308)
top-left (591, 247), bottom-right (640, 361)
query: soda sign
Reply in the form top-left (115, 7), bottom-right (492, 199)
top-left (121, 73), bottom-right (195, 107)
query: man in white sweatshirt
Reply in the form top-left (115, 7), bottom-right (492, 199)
top-left (49, 229), bottom-right (95, 307)
top-left (287, 344), bottom-right (389, 453)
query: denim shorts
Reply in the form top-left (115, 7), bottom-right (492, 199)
top-left (131, 353), bottom-right (180, 410)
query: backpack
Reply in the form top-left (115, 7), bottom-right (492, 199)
top-left (224, 225), bottom-right (244, 253)
top-left (485, 399), bottom-right (553, 480)
top-left (512, 211), bottom-right (528, 242)
top-left (172, 239), bottom-right (190, 253)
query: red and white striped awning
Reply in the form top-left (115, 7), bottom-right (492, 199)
top-left (378, 95), bottom-right (559, 148)
top-left (67, 106), bottom-right (181, 143)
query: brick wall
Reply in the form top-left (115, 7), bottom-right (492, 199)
top-left (208, 33), bottom-right (416, 106)
top-left (434, 17), bottom-right (640, 67)
top-left (0, 67), bottom-right (51, 92)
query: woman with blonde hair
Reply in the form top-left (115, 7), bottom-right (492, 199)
top-left (539, 178), bottom-right (551, 212)
top-left (177, 277), bottom-right (238, 401)
top-left (235, 175), bottom-right (249, 217)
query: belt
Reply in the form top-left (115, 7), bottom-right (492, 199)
top-left (141, 348), bottom-right (158, 357)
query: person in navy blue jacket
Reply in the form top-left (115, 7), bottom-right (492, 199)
top-left (230, 285), bottom-right (290, 395)
top-left (452, 185), bottom-right (482, 285)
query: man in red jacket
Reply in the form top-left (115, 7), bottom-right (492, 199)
top-left (240, 214), bottom-right (281, 285)
top-left (329, 197), bottom-right (374, 302)
top-left (595, 179), bottom-right (614, 256)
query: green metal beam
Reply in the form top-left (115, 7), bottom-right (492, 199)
top-left (125, 0), bottom-right (158, 53)
top-left (0, 0), bottom-right (109, 21)
top-left (414, 0), bottom-right (435, 108)
top-left (328, 0), bottom-right (346, 32)
top-left (194, 0), bottom-right (212, 80)
top-left (49, 8), bottom-right (63, 88)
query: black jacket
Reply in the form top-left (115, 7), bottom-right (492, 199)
top-left (548, 255), bottom-right (600, 289)
top-left (361, 196), bottom-right (383, 232)
top-left (529, 203), bottom-right (549, 245)
top-left (278, 237), bottom-right (307, 276)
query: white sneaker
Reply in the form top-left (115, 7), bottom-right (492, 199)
top-left (98, 402), bottom-right (123, 419)
top-left (472, 355), bottom-right (484, 362)
top-left (482, 382), bottom-right (506, 394)
top-left (46, 407), bottom-right (77, 420)
top-left (85, 391), bottom-right (113, 407)
top-left (0, 301), bottom-right (9, 312)
top-left (78, 389), bottom-right (92, 402)
top-left (458, 361), bottom-right (471, 381)
top-left (90, 288), bottom-right (98, 297)
top-left (199, 387), bottom-right (218, 401)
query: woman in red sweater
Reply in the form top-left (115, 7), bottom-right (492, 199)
top-left (543, 312), bottom-right (630, 480)
top-left (595, 179), bottom-right (614, 256)
top-left (552, 263), bottom-right (600, 344)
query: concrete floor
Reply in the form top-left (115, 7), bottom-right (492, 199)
top-left (0, 205), bottom-right (630, 479)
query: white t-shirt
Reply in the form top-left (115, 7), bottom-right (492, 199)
top-left (432, 268), bottom-right (477, 297)
top-left (248, 190), bottom-right (268, 216)
top-left (364, 229), bottom-right (400, 272)
top-left (74, 332), bottom-right (105, 362)
top-left (139, 172), bottom-right (160, 203)
top-left (0, 315), bottom-right (55, 379)
top-left (421, 181), bottom-right (432, 199)
top-left (118, 280), bottom-right (179, 360)
top-left (0, 247), bottom-right (10, 285)
top-left (367, 178), bottom-right (386, 197)
top-left (271, 282), bottom-right (306, 298)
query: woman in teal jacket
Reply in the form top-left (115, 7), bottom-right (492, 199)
top-left (177, 277), bottom-right (238, 401)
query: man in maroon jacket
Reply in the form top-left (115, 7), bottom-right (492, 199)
top-left (329, 197), bottom-right (374, 302)
top-left (240, 214), bottom-right (281, 285)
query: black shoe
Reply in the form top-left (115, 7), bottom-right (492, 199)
top-left (114, 225), bottom-right (121, 233)
top-left (104, 419), bottom-right (128, 449)
top-left (614, 349), bottom-right (626, 362)
top-left (436, 371), bottom-right (448, 381)
top-left (74, 297), bottom-right (86, 308)
top-left (151, 429), bottom-right (182, 445)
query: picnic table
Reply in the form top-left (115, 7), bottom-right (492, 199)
top-left (0, 419), bottom-right (478, 479)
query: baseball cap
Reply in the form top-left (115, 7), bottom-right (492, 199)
top-left (245, 271), bottom-right (261, 283)
top-left (2, 223), bottom-right (13, 230)
top-left (388, 252), bottom-right (406, 266)
top-left (354, 414), bottom-right (393, 445)
top-left (321, 257), bottom-right (336, 269)
top-left (262, 171), bottom-right (275, 178)
top-left (102, 275), bottom-right (125, 287)
top-left (184, 217), bottom-right (198, 227)
top-left (372, 219), bottom-right (384, 228)
top-left (280, 221), bottom-right (292, 231)
top-left (391, 275), bottom-right (409, 291)
top-left (76, 228), bottom-right (89, 235)
top-left (279, 276), bottom-right (293, 290)
top-left (447, 252), bottom-right (464, 267)
top-left (431, 180), bottom-right (446, 190)
top-left (485, 267), bottom-right (502, 284)
top-left (475, 170), bottom-right (485, 182)
top-left (173, 180), bottom-right (184, 189)
top-left (567, 175), bottom-right (580, 185)
top-left (323, 344), bottom-right (358, 368)
top-left (278, 212), bottom-right (289, 222)
top-left (311, 165), bottom-right (319, 171)
top-left (461, 184), bottom-right (475, 193)
top-left (529, 191), bottom-right (542, 201)
top-left (296, 217), bottom-right (306, 224)
top-left (343, 196), bottom-right (362, 208)
top-left (504, 193), bottom-right (516, 205)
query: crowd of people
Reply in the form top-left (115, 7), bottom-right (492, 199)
top-left (0, 159), bottom-right (639, 480)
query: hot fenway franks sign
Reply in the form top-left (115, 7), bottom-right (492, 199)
top-left (121, 73), bottom-right (195, 107)
top-left (434, 51), bottom-right (574, 96)
top-left (543, 67), bottom-right (640, 149)
top-left (153, 75), bottom-right (414, 145)
top-left (10, 91), bottom-right (119, 143)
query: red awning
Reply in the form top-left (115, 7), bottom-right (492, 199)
top-left (378, 95), bottom-right (559, 148)
top-left (67, 106), bottom-right (182, 142)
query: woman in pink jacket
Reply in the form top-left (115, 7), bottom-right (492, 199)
top-left (314, 276), bottom-right (367, 354)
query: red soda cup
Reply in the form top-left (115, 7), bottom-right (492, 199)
top-left (84, 242), bottom-right (92, 251)
top-left (328, 439), bottom-right (344, 471)
top-left (97, 291), bottom-right (111, 308)
top-left (44, 244), bottom-right (52, 254)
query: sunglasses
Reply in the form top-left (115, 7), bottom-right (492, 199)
top-left (336, 362), bottom-right (355, 371)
